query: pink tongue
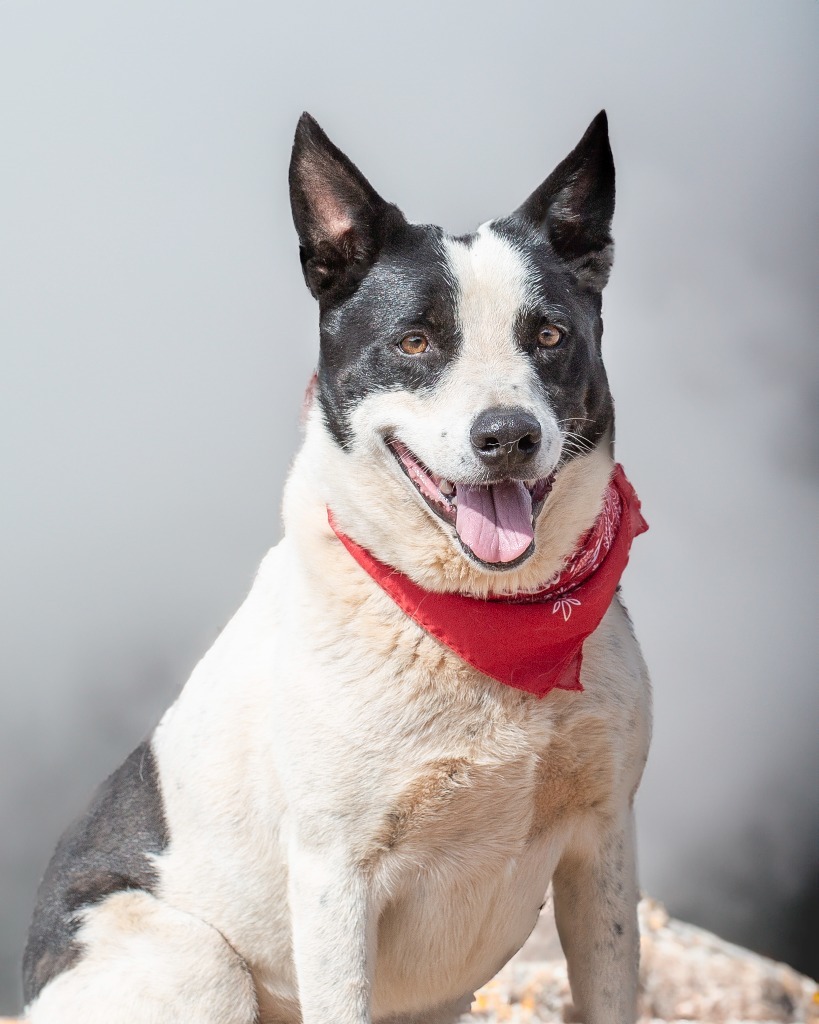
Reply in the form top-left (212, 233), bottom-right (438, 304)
top-left (455, 480), bottom-right (534, 564)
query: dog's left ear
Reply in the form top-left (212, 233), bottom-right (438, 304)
top-left (289, 113), bottom-right (405, 303)
top-left (512, 111), bottom-right (615, 291)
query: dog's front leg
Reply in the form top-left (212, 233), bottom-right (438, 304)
top-left (552, 811), bottom-right (640, 1024)
top-left (288, 841), bottom-right (375, 1024)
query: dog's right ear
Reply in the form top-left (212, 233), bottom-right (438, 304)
top-left (289, 114), bottom-right (404, 302)
top-left (512, 111), bottom-right (615, 292)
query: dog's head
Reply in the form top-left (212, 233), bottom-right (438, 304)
top-left (288, 113), bottom-right (617, 594)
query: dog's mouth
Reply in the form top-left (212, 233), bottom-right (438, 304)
top-left (386, 439), bottom-right (555, 570)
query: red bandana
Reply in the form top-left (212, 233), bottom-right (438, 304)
top-left (328, 465), bottom-right (647, 697)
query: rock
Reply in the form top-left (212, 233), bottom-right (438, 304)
top-left (4, 899), bottom-right (815, 1023)
top-left (461, 897), bottom-right (819, 1023)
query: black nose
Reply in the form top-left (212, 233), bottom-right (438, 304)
top-left (470, 407), bottom-right (542, 470)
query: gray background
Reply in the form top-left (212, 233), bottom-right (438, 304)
top-left (1, 0), bottom-right (817, 1012)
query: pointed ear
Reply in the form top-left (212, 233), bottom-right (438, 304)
top-left (514, 111), bottom-right (615, 291)
top-left (289, 113), bottom-right (405, 302)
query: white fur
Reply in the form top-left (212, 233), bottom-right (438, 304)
top-left (26, 226), bottom-right (651, 1024)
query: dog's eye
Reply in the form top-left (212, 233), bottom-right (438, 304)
top-left (537, 325), bottom-right (564, 349)
top-left (398, 333), bottom-right (429, 355)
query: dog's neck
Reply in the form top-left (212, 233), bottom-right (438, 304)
top-left (283, 413), bottom-right (615, 600)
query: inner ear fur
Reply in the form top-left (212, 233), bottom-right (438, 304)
top-left (513, 111), bottom-right (615, 291)
top-left (289, 113), bottom-right (405, 303)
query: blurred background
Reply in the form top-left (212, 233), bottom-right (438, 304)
top-left (1, 0), bottom-right (817, 1012)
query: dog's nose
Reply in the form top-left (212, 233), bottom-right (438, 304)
top-left (470, 407), bottom-right (542, 470)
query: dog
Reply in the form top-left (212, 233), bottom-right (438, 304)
top-left (23, 111), bottom-right (651, 1024)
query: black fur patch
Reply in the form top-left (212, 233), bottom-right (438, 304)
top-left (513, 110), bottom-right (616, 292)
top-left (317, 222), bottom-right (462, 448)
top-left (490, 217), bottom-right (615, 455)
top-left (22, 741), bottom-right (168, 1005)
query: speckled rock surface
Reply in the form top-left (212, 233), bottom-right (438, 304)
top-left (3, 900), bottom-right (815, 1023)
top-left (461, 898), bottom-right (818, 1023)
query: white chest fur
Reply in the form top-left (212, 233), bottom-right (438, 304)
top-left (150, 527), bottom-right (650, 1021)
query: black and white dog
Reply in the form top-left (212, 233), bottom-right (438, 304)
top-left (24, 112), bottom-right (651, 1024)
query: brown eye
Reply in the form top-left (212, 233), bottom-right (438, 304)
top-left (537, 325), bottom-right (563, 348)
top-left (398, 333), bottom-right (429, 355)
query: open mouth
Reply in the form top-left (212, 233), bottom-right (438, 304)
top-left (387, 439), bottom-right (555, 570)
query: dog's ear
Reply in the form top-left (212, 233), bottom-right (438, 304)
top-left (513, 111), bottom-right (615, 291)
top-left (289, 113), bottom-right (405, 302)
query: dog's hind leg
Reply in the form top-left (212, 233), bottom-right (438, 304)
top-left (25, 890), bottom-right (258, 1024)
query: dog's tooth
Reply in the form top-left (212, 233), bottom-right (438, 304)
top-left (525, 478), bottom-right (536, 488)
top-left (440, 479), bottom-right (454, 495)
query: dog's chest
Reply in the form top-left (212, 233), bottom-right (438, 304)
top-left (362, 702), bottom-right (613, 861)
top-left (357, 701), bottom-right (611, 1014)
top-left (284, 583), bottom-right (634, 1009)
top-left (155, 542), bottom-right (644, 1020)
top-left (276, 546), bottom-right (629, 872)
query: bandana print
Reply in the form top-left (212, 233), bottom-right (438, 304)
top-left (496, 477), bottom-right (623, 608)
top-left (328, 464), bottom-right (647, 697)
